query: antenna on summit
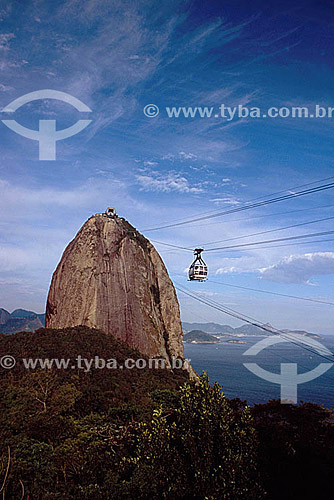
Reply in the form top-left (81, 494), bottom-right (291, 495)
top-left (105, 208), bottom-right (117, 218)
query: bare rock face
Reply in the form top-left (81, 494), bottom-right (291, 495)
top-left (46, 212), bottom-right (192, 372)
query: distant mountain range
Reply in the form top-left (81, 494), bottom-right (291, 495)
top-left (0, 311), bottom-right (321, 340)
top-left (182, 322), bottom-right (321, 339)
top-left (0, 309), bottom-right (45, 334)
top-left (183, 322), bottom-right (235, 334)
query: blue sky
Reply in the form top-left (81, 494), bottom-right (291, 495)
top-left (0, 0), bottom-right (333, 333)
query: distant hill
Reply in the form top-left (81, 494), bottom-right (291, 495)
top-left (182, 322), bottom-right (320, 339)
top-left (182, 322), bottom-right (235, 334)
top-left (233, 324), bottom-right (269, 335)
top-left (281, 329), bottom-right (320, 339)
top-left (183, 330), bottom-right (221, 343)
top-left (0, 309), bottom-right (45, 334)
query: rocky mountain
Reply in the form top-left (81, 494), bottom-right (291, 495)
top-left (46, 210), bottom-right (193, 373)
top-left (183, 322), bottom-right (320, 339)
top-left (0, 309), bottom-right (45, 334)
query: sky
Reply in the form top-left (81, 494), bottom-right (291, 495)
top-left (0, 0), bottom-right (333, 333)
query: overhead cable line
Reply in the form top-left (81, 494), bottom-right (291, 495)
top-left (202, 292), bottom-right (334, 360)
top-left (144, 181), bottom-right (334, 231)
top-left (204, 237), bottom-right (334, 253)
top-left (194, 203), bottom-right (334, 228)
top-left (200, 215), bottom-right (334, 247)
top-left (145, 175), bottom-right (334, 229)
top-left (208, 279), bottom-right (334, 306)
top-left (197, 291), bottom-right (334, 359)
top-left (152, 236), bottom-right (334, 256)
top-left (205, 230), bottom-right (334, 252)
top-left (151, 230), bottom-right (334, 253)
top-left (150, 240), bottom-right (193, 251)
top-left (153, 237), bottom-right (334, 255)
top-left (175, 284), bottom-right (334, 360)
top-left (175, 284), bottom-right (334, 363)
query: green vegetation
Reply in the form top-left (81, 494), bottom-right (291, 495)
top-left (116, 375), bottom-right (261, 499)
top-left (0, 326), bottom-right (333, 499)
top-left (252, 399), bottom-right (334, 499)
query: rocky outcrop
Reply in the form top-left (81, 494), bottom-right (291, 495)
top-left (46, 212), bottom-right (192, 372)
top-left (0, 308), bottom-right (10, 325)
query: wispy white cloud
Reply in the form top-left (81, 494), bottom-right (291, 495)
top-left (259, 252), bottom-right (334, 284)
top-left (0, 83), bottom-right (12, 91)
top-left (179, 151), bottom-right (197, 160)
top-left (0, 5), bottom-right (12, 22)
top-left (143, 160), bottom-right (158, 167)
top-left (162, 151), bottom-right (198, 161)
top-left (0, 33), bottom-right (14, 50)
top-left (0, 176), bottom-right (141, 222)
top-left (136, 171), bottom-right (204, 193)
top-left (210, 196), bottom-right (240, 206)
top-left (0, 2), bottom-right (182, 139)
top-left (215, 256), bottom-right (261, 275)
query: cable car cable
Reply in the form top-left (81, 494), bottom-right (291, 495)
top-left (180, 294), bottom-right (316, 371)
top-left (199, 215), bottom-right (334, 247)
top-left (144, 175), bottom-right (334, 229)
top-left (199, 292), bottom-right (334, 360)
top-left (143, 181), bottom-right (334, 231)
top-left (195, 203), bottom-right (334, 228)
top-left (205, 229), bottom-right (334, 252)
top-left (175, 284), bottom-right (334, 360)
top-left (202, 293), bottom-right (334, 360)
top-left (205, 237), bottom-right (334, 253)
top-left (150, 240), bottom-right (193, 251)
top-left (153, 237), bottom-right (334, 254)
top-left (208, 279), bottom-right (334, 306)
top-left (151, 230), bottom-right (334, 254)
top-left (175, 284), bottom-right (334, 363)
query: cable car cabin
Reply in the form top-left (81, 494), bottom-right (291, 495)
top-left (188, 248), bottom-right (208, 281)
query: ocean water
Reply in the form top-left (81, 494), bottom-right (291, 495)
top-left (183, 335), bottom-right (334, 408)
